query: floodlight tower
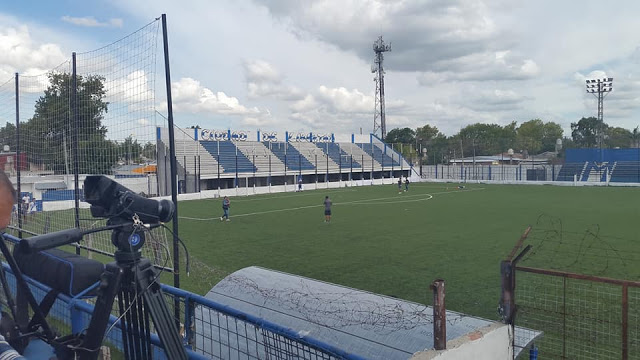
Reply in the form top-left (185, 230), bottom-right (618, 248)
top-left (372, 36), bottom-right (391, 139)
top-left (585, 77), bottom-right (613, 148)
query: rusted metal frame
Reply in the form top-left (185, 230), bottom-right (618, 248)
top-left (430, 279), bottom-right (446, 350)
top-left (516, 266), bottom-right (640, 287)
top-left (563, 276), bottom-right (566, 359)
top-left (622, 284), bottom-right (628, 360)
top-left (506, 226), bottom-right (532, 261)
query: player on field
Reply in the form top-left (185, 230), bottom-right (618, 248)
top-left (324, 196), bottom-right (332, 223)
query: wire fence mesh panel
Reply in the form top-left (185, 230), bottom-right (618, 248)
top-left (14, 61), bottom-right (73, 237)
top-left (514, 269), bottom-right (640, 359)
top-left (629, 287), bottom-right (640, 358)
top-left (74, 19), bottom-right (167, 264)
top-left (0, 76), bottom-right (16, 183)
top-left (2, 18), bottom-right (173, 268)
top-left (192, 302), bottom-right (349, 360)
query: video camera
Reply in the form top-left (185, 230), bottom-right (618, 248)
top-left (2, 175), bottom-right (187, 360)
top-left (19, 175), bottom-right (174, 255)
top-left (84, 175), bottom-right (174, 224)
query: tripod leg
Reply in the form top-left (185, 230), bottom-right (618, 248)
top-left (136, 261), bottom-right (187, 360)
top-left (78, 262), bottom-right (123, 360)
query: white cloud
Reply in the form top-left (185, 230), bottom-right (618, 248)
top-left (290, 94), bottom-right (318, 112)
top-left (244, 59), bottom-right (281, 83)
top-left (316, 86), bottom-right (373, 113)
top-left (105, 70), bottom-right (154, 104)
top-left (0, 25), bottom-right (66, 80)
top-left (243, 59), bottom-right (304, 100)
top-left (254, 0), bottom-right (503, 72)
top-left (417, 50), bottom-right (539, 83)
top-left (286, 85), bottom-right (408, 132)
top-left (454, 87), bottom-right (531, 112)
top-left (103, 0), bottom-right (640, 134)
top-left (169, 77), bottom-right (261, 116)
top-left (61, 16), bottom-right (124, 28)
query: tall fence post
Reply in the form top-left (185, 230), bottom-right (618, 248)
top-left (15, 73), bottom-right (22, 236)
top-left (161, 13), bottom-right (182, 330)
top-left (71, 53), bottom-right (81, 255)
top-left (622, 284), bottom-right (628, 360)
top-left (431, 279), bottom-right (446, 350)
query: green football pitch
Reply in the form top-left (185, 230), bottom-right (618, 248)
top-left (173, 182), bottom-right (640, 320)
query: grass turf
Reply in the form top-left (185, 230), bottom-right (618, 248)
top-left (173, 182), bottom-right (640, 319)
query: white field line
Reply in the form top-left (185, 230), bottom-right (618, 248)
top-left (179, 188), bottom-right (484, 221)
top-left (229, 188), bottom-right (357, 202)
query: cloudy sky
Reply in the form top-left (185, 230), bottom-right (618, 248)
top-left (2, 0), bottom-right (640, 137)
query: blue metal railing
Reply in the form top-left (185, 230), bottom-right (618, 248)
top-left (0, 234), bottom-right (364, 359)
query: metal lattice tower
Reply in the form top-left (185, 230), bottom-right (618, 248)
top-left (372, 36), bottom-right (391, 139)
top-left (585, 77), bottom-right (613, 148)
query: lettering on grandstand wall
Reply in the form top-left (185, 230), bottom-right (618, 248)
top-left (313, 133), bottom-right (332, 143)
top-left (230, 131), bottom-right (248, 141)
top-left (287, 132), bottom-right (333, 143)
top-left (261, 132), bottom-right (278, 142)
top-left (289, 132), bottom-right (312, 142)
top-left (200, 129), bottom-right (228, 141)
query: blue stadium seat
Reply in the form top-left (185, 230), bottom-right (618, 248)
top-left (356, 143), bottom-right (401, 167)
top-left (264, 142), bottom-right (315, 171)
top-left (200, 141), bottom-right (256, 173)
top-left (555, 163), bottom-right (585, 181)
top-left (316, 143), bottom-right (362, 169)
top-left (609, 161), bottom-right (640, 183)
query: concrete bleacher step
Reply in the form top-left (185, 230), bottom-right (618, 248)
top-left (339, 143), bottom-right (379, 171)
top-left (235, 142), bottom-right (286, 174)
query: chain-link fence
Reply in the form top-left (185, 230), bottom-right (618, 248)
top-left (0, 18), bottom-right (173, 268)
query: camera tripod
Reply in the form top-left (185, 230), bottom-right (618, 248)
top-left (0, 222), bottom-right (188, 360)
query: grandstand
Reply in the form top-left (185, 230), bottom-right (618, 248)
top-left (555, 148), bottom-right (640, 183)
top-left (157, 128), bottom-right (413, 195)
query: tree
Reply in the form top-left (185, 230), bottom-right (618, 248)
top-left (415, 124), bottom-right (447, 164)
top-left (21, 72), bottom-right (118, 174)
top-left (605, 127), bottom-right (632, 148)
top-left (632, 126), bottom-right (640, 148)
top-left (385, 127), bottom-right (415, 144)
top-left (516, 119), bottom-right (564, 154)
top-left (120, 136), bottom-right (143, 164)
top-left (415, 124), bottom-right (442, 144)
top-left (456, 123), bottom-right (507, 156)
top-left (0, 123), bottom-right (16, 151)
top-left (571, 117), bottom-right (604, 148)
top-left (142, 142), bottom-right (156, 161)
top-left (516, 119), bottom-right (544, 154)
top-left (541, 121), bottom-right (564, 152)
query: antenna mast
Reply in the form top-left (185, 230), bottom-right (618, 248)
top-left (372, 36), bottom-right (391, 139)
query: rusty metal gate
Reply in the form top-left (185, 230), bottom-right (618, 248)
top-left (500, 225), bottom-right (640, 359)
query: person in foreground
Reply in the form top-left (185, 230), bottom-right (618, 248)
top-left (0, 171), bottom-right (26, 359)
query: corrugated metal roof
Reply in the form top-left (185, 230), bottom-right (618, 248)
top-left (199, 266), bottom-right (500, 359)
